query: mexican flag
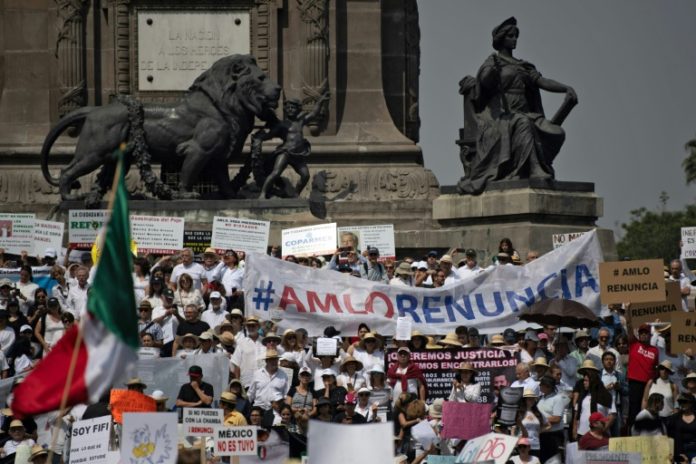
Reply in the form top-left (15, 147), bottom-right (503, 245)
top-left (13, 151), bottom-right (139, 418)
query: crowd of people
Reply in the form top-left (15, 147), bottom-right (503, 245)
top-left (0, 234), bottom-right (694, 464)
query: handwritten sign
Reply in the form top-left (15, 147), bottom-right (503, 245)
top-left (31, 219), bottom-right (65, 256)
top-left (0, 213), bottom-right (35, 255)
top-left (599, 259), bottom-right (665, 304)
top-left (671, 312), bottom-right (696, 354)
top-left (281, 223), bottom-right (337, 258)
top-left (442, 402), bottom-right (493, 439)
top-left (681, 227), bottom-right (696, 258)
top-left (608, 436), bottom-right (673, 464)
top-left (214, 426), bottom-right (258, 456)
top-left (456, 432), bottom-right (518, 464)
top-left (183, 407), bottom-right (223, 437)
top-left (211, 217), bottom-right (270, 254)
top-left (69, 416), bottom-right (114, 464)
top-left (122, 413), bottom-right (177, 464)
top-left (69, 210), bottom-right (109, 249)
top-left (552, 231), bottom-right (587, 249)
top-left (316, 337), bottom-right (338, 357)
top-left (627, 281), bottom-right (682, 327)
top-left (109, 389), bottom-right (157, 424)
top-left (130, 215), bottom-right (184, 254)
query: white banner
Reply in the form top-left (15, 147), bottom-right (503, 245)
top-left (0, 213), bottom-right (35, 255)
top-left (130, 215), bottom-right (185, 254)
top-left (32, 219), bottom-right (64, 256)
top-left (69, 210), bottom-right (109, 248)
top-left (338, 224), bottom-right (395, 259)
top-left (69, 416), bottom-right (117, 464)
top-left (552, 231), bottom-right (587, 249)
top-left (281, 223), bottom-right (337, 258)
top-left (211, 217), bottom-right (270, 254)
top-left (682, 227), bottom-right (696, 259)
top-left (244, 230), bottom-right (603, 336)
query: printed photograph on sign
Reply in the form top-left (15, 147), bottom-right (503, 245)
top-left (0, 214), bottom-right (35, 254)
top-left (337, 225), bottom-right (396, 260)
top-left (281, 223), bottom-right (337, 257)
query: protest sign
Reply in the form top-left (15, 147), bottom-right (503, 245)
top-left (31, 219), bottom-right (64, 256)
top-left (337, 224), bottom-right (396, 259)
top-left (627, 281), bottom-right (682, 327)
top-left (671, 311), bottom-right (696, 354)
top-left (608, 436), bottom-right (673, 464)
top-left (245, 230), bottom-right (603, 336)
top-left (552, 231), bottom-right (587, 249)
top-left (129, 354), bottom-right (229, 410)
top-left (109, 389), bottom-right (157, 424)
top-left (214, 426), bottom-right (257, 456)
top-left (281, 223), bottom-right (337, 258)
top-left (599, 259), bottom-right (665, 304)
top-left (579, 451), bottom-right (641, 464)
top-left (0, 213), bottom-right (35, 255)
top-left (395, 317), bottom-right (412, 341)
top-left (442, 402), bottom-right (493, 439)
top-left (69, 210), bottom-right (109, 248)
top-left (682, 227), bottom-right (696, 258)
top-left (238, 428), bottom-right (289, 463)
top-left (385, 348), bottom-right (519, 404)
top-left (183, 230), bottom-right (212, 254)
top-left (211, 217), bottom-right (270, 254)
top-left (122, 412), bottom-right (177, 464)
top-left (308, 420), bottom-right (393, 464)
top-left (183, 408), bottom-right (223, 437)
top-left (456, 432), bottom-right (518, 464)
top-left (130, 215), bottom-right (184, 254)
top-left (316, 337), bottom-right (338, 357)
top-left (69, 416), bottom-right (115, 464)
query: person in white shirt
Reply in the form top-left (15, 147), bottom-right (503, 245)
top-left (200, 292), bottom-right (228, 329)
top-left (219, 250), bottom-right (244, 307)
top-left (457, 249), bottom-right (483, 279)
top-left (201, 248), bottom-right (224, 286)
top-left (231, 316), bottom-right (266, 388)
top-left (669, 259), bottom-right (692, 311)
top-left (389, 262), bottom-right (413, 287)
top-left (248, 349), bottom-right (290, 410)
top-left (151, 288), bottom-right (181, 357)
top-left (0, 311), bottom-right (16, 357)
top-left (510, 363), bottom-right (540, 396)
top-left (15, 266), bottom-right (38, 316)
top-left (67, 266), bottom-right (89, 320)
top-left (439, 255), bottom-right (460, 286)
top-left (1, 420), bottom-right (35, 457)
top-left (448, 362), bottom-right (482, 402)
top-left (170, 248), bottom-right (206, 290)
top-left (586, 328), bottom-right (622, 372)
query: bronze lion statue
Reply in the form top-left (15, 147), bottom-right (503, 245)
top-left (41, 54), bottom-right (280, 204)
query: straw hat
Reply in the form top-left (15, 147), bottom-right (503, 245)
top-left (262, 332), bottom-right (281, 344)
top-left (438, 332), bottom-right (463, 347)
top-left (358, 332), bottom-right (381, 350)
top-left (522, 388), bottom-right (538, 399)
top-left (340, 356), bottom-right (364, 372)
top-left (425, 336), bottom-right (442, 350)
top-left (178, 333), bottom-right (200, 346)
top-left (281, 329), bottom-right (296, 345)
top-left (218, 332), bottom-right (235, 347)
top-left (682, 372), bottom-right (696, 388)
top-left (244, 315), bottom-right (261, 325)
top-left (411, 330), bottom-right (428, 345)
top-left (429, 398), bottom-right (444, 419)
top-left (214, 321), bottom-right (235, 336)
top-left (577, 359), bottom-right (600, 376)
top-left (220, 391), bottom-right (238, 405)
top-left (199, 331), bottom-right (214, 342)
top-left (28, 445), bottom-right (48, 463)
top-left (126, 377), bottom-right (147, 389)
top-left (490, 334), bottom-right (505, 346)
top-left (455, 362), bottom-right (477, 373)
top-left (264, 349), bottom-right (280, 360)
top-left (532, 357), bottom-right (550, 369)
top-left (658, 360), bottom-right (674, 374)
top-left (574, 329), bottom-right (590, 340)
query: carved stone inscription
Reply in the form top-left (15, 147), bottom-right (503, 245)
top-left (137, 11), bottom-right (250, 91)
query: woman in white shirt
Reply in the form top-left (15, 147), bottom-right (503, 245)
top-left (338, 356), bottom-right (366, 392)
top-left (518, 389), bottom-right (547, 458)
top-left (173, 273), bottom-right (205, 314)
top-left (509, 437), bottom-right (541, 464)
top-left (352, 332), bottom-right (384, 386)
top-left (16, 266), bottom-right (38, 316)
top-left (448, 362), bottom-right (481, 403)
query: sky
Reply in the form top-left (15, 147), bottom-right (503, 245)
top-left (417, 0), bottom-right (696, 238)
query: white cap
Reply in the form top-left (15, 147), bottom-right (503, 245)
top-left (299, 366), bottom-right (312, 375)
top-left (44, 248), bottom-right (57, 258)
top-left (417, 261), bottom-right (428, 270)
top-left (210, 291), bottom-right (222, 299)
top-left (150, 390), bottom-right (168, 401)
top-left (320, 369), bottom-right (336, 378)
top-left (19, 325), bottom-right (32, 333)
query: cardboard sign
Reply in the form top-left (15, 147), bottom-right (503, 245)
top-left (442, 402), bottom-right (493, 439)
top-left (183, 230), bottom-right (212, 254)
top-left (281, 223), bottom-right (337, 258)
top-left (599, 259), bottom-right (665, 304)
top-left (130, 215), bottom-right (184, 254)
top-left (579, 451), bottom-right (641, 464)
top-left (211, 217), bottom-right (270, 254)
top-left (109, 389), bottom-right (157, 424)
top-left (31, 219), bottom-right (64, 256)
top-left (308, 421), bottom-right (393, 464)
top-left (670, 312), bottom-right (696, 354)
top-left (552, 231), bottom-right (587, 249)
top-left (122, 412), bottom-right (177, 464)
top-left (69, 210), bottom-right (109, 249)
top-left (337, 225), bottom-right (396, 260)
top-left (627, 281), bottom-right (682, 327)
top-left (681, 227), bottom-right (696, 258)
top-left (456, 432), bottom-right (518, 464)
top-left (0, 213), bottom-right (35, 255)
top-left (214, 426), bottom-right (258, 456)
top-left (69, 416), bottom-right (114, 464)
top-left (183, 407), bottom-right (224, 437)
top-left (608, 436), bottom-right (673, 464)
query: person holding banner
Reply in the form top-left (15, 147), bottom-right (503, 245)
top-left (448, 362), bottom-right (481, 403)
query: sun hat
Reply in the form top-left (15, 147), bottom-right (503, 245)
top-left (244, 315), bottom-right (261, 325)
top-left (229, 308), bottom-right (244, 319)
top-left (490, 334), bottom-right (505, 346)
top-left (438, 332), bottom-right (463, 347)
top-left (456, 362), bottom-right (477, 373)
top-left (220, 391), bottom-right (238, 405)
top-left (358, 332), bottom-right (381, 350)
top-left (394, 262), bottom-right (414, 277)
top-left (341, 356), bottom-right (364, 372)
top-left (126, 377), bottom-right (147, 389)
top-left (264, 349), bottom-right (280, 360)
top-left (28, 445), bottom-right (48, 463)
top-left (532, 357), bottom-right (550, 368)
top-left (150, 390), bottom-right (168, 402)
top-left (439, 254), bottom-right (453, 264)
top-left (262, 332), bottom-right (281, 344)
top-left (411, 330), bottom-right (428, 345)
top-left (658, 360), bottom-right (674, 374)
top-left (522, 388), bottom-right (538, 399)
top-left (178, 333), bottom-right (200, 345)
top-left (425, 336), bottom-right (442, 349)
top-left (9, 420), bottom-right (24, 429)
top-left (429, 398), bottom-right (444, 419)
top-left (682, 372), bottom-right (696, 388)
top-left (577, 359), bottom-right (600, 375)
top-left (574, 329), bottom-right (590, 340)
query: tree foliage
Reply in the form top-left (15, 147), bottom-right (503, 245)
top-left (684, 138), bottom-right (696, 185)
top-left (617, 205), bottom-right (696, 263)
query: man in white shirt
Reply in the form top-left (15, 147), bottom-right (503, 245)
top-left (669, 259), bottom-right (692, 311)
top-left (170, 248), bottom-right (206, 290)
top-left (220, 250), bottom-right (244, 301)
top-left (231, 316), bottom-right (266, 388)
top-left (389, 262), bottom-right (413, 287)
top-left (67, 266), bottom-right (89, 320)
top-left (201, 292), bottom-right (227, 329)
top-left (439, 255), bottom-right (460, 286)
top-left (510, 363), bottom-right (539, 396)
top-left (151, 288), bottom-right (180, 357)
top-left (201, 248), bottom-right (223, 285)
top-left (247, 349), bottom-right (290, 410)
top-left (457, 249), bottom-right (482, 279)
top-left (586, 328), bottom-right (622, 372)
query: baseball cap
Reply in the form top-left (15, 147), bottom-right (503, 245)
top-left (344, 392), bottom-right (357, 405)
top-left (367, 247), bottom-right (380, 255)
top-left (503, 328), bottom-right (516, 344)
top-left (397, 346), bottom-right (411, 354)
top-left (299, 366), bottom-right (312, 376)
top-left (467, 327), bottom-right (479, 338)
top-left (162, 288), bottom-right (175, 299)
top-left (324, 326), bottom-right (341, 338)
top-left (427, 251), bottom-right (438, 258)
top-left (589, 412), bottom-right (608, 423)
top-left (524, 331), bottom-right (539, 342)
top-left (44, 248), bottom-right (57, 258)
top-left (188, 365), bottom-right (203, 377)
top-left (417, 261), bottom-right (428, 270)
top-left (638, 323), bottom-right (651, 333)
top-left (210, 291), bottom-right (222, 299)
top-left (19, 325), bottom-right (32, 334)
top-left (464, 249), bottom-right (477, 257)
top-left (47, 297), bottom-right (60, 307)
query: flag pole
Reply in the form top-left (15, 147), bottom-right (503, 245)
top-left (47, 145), bottom-right (127, 462)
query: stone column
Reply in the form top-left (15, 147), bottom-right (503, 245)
top-left (296, 0), bottom-right (329, 135)
top-left (54, 0), bottom-right (90, 116)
